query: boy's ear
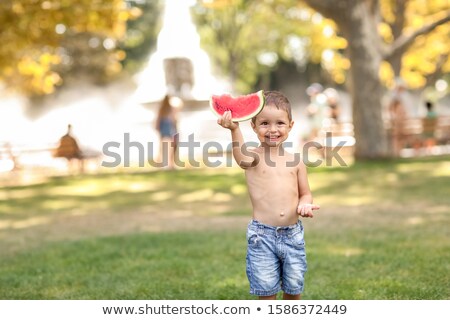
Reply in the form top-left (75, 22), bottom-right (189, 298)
top-left (251, 121), bottom-right (256, 131)
top-left (289, 120), bottom-right (294, 129)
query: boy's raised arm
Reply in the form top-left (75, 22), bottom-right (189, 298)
top-left (217, 111), bottom-right (256, 169)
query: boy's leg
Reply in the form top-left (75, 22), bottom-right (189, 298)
top-left (283, 293), bottom-right (301, 300)
top-left (281, 223), bottom-right (307, 300)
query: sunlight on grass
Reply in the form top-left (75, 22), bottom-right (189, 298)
top-left (216, 276), bottom-right (246, 289)
top-left (50, 180), bottom-right (161, 197)
top-left (179, 189), bottom-right (214, 202)
top-left (0, 216), bottom-right (51, 230)
top-left (150, 191), bottom-right (174, 202)
top-left (309, 171), bottom-right (349, 190)
top-left (396, 161), bottom-right (450, 176)
top-left (127, 182), bottom-right (161, 193)
top-left (323, 246), bottom-right (364, 257)
top-left (202, 168), bottom-right (241, 176)
top-left (406, 216), bottom-right (424, 225)
top-left (429, 161), bottom-right (450, 177)
top-left (385, 172), bottom-right (399, 183)
top-left (50, 184), bottom-right (118, 197)
top-left (0, 203), bottom-right (14, 214)
top-left (211, 192), bottom-right (233, 202)
top-left (318, 194), bottom-right (376, 206)
top-left (40, 199), bottom-right (79, 210)
top-left (230, 184), bottom-right (247, 195)
top-left (0, 189), bottom-right (37, 201)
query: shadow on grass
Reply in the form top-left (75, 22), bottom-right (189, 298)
top-left (0, 230), bottom-right (250, 299)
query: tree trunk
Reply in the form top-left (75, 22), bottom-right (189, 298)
top-left (304, 0), bottom-right (389, 159)
top-left (339, 2), bottom-right (389, 159)
top-left (388, 0), bottom-right (407, 76)
top-left (302, 0), bottom-right (450, 160)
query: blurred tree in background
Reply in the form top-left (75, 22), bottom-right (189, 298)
top-left (194, 0), bottom-right (450, 159)
top-left (379, 0), bottom-right (450, 88)
top-left (1, 0), bottom-right (449, 160)
top-left (0, 0), bottom-right (162, 97)
top-left (192, 0), bottom-right (348, 93)
top-left (304, 0), bottom-right (450, 159)
top-left (119, 0), bottom-right (163, 74)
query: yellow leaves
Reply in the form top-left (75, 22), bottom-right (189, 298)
top-left (401, 43), bottom-right (444, 89)
top-left (378, 22), bottom-right (393, 43)
top-left (201, 0), bottom-right (234, 9)
top-left (118, 10), bottom-right (131, 22)
top-left (410, 16), bottom-right (425, 29)
top-left (105, 61), bottom-right (122, 76)
top-left (324, 54), bottom-right (350, 84)
top-left (40, 53), bottom-right (61, 65)
top-left (128, 7), bottom-right (143, 20)
top-left (379, 0), bottom-right (450, 89)
top-left (308, 16), bottom-right (348, 82)
top-left (15, 52), bottom-right (63, 95)
top-left (12, 2), bottom-right (25, 14)
top-left (0, 0), bottom-right (134, 96)
top-left (379, 61), bottom-right (395, 88)
top-left (443, 57), bottom-right (450, 73)
top-left (380, 0), bottom-right (395, 24)
top-left (41, 1), bottom-right (53, 10)
top-left (401, 70), bottom-right (427, 88)
top-left (115, 50), bottom-right (126, 61)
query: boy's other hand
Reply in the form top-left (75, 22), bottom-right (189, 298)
top-left (298, 203), bottom-right (320, 218)
top-left (217, 111), bottom-right (239, 130)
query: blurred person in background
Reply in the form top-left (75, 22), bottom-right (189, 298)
top-left (388, 98), bottom-right (407, 157)
top-left (387, 78), bottom-right (411, 157)
top-left (323, 88), bottom-right (341, 124)
top-left (54, 124), bottom-right (83, 173)
top-left (305, 83), bottom-right (327, 142)
top-left (155, 94), bottom-right (178, 169)
top-left (421, 100), bottom-right (438, 155)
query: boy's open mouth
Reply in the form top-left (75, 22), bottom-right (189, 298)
top-left (267, 135), bottom-right (280, 142)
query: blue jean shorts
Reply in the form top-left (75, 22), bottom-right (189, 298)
top-left (246, 219), bottom-right (307, 296)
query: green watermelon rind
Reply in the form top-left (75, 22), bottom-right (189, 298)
top-left (210, 90), bottom-right (265, 122)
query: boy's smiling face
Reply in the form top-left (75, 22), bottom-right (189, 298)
top-left (251, 104), bottom-right (294, 147)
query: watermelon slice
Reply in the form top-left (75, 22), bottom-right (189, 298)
top-left (210, 90), bottom-right (265, 122)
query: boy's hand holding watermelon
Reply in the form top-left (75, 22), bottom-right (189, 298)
top-left (217, 110), bottom-right (239, 130)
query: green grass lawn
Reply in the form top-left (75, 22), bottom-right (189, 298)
top-left (0, 156), bottom-right (449, 299)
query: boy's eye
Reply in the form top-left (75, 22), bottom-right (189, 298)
top-left (260, 122), bottom-right (268, 125)
top-left (277, 121), bottom-right (285, 125)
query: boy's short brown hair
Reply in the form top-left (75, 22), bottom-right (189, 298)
top-left (252, 90), bottom-right (292, 123)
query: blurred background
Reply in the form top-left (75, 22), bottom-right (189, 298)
top-left (1, 0), bottom-right (450, 300)
top-left (1, 0), bottom-right (449, 182)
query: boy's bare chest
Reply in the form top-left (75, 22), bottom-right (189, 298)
top-left (249, 156), bottom-right (298, 180)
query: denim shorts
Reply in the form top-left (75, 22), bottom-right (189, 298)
top-left (246, 219), bottom-right (307, 296)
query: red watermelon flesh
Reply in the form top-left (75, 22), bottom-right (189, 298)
top-left (210, 90), bottom-right (265, 122)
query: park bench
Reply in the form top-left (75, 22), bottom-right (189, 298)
top-left (319, 122), bottom-right (355, 159)
top-left (319, 115), bottom-right (450, 158)
top-left (391, 116), bottom-right (450, 148)
top-left (0, 141), bottom-right (101, 175)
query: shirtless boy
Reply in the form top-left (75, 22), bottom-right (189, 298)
top-left (217, 91), bottom-right (320, 300)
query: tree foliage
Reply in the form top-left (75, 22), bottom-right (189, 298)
top-left (0, 0), bottom-right (149, 96)
top-left (119, 0), bottom-right (163, 74)
top-left (193, 0), bottom-right (449, 93)
top-left (192, 0), bottom-right (339, 93)
top-left (379, 0), bottom-right (450, 88)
